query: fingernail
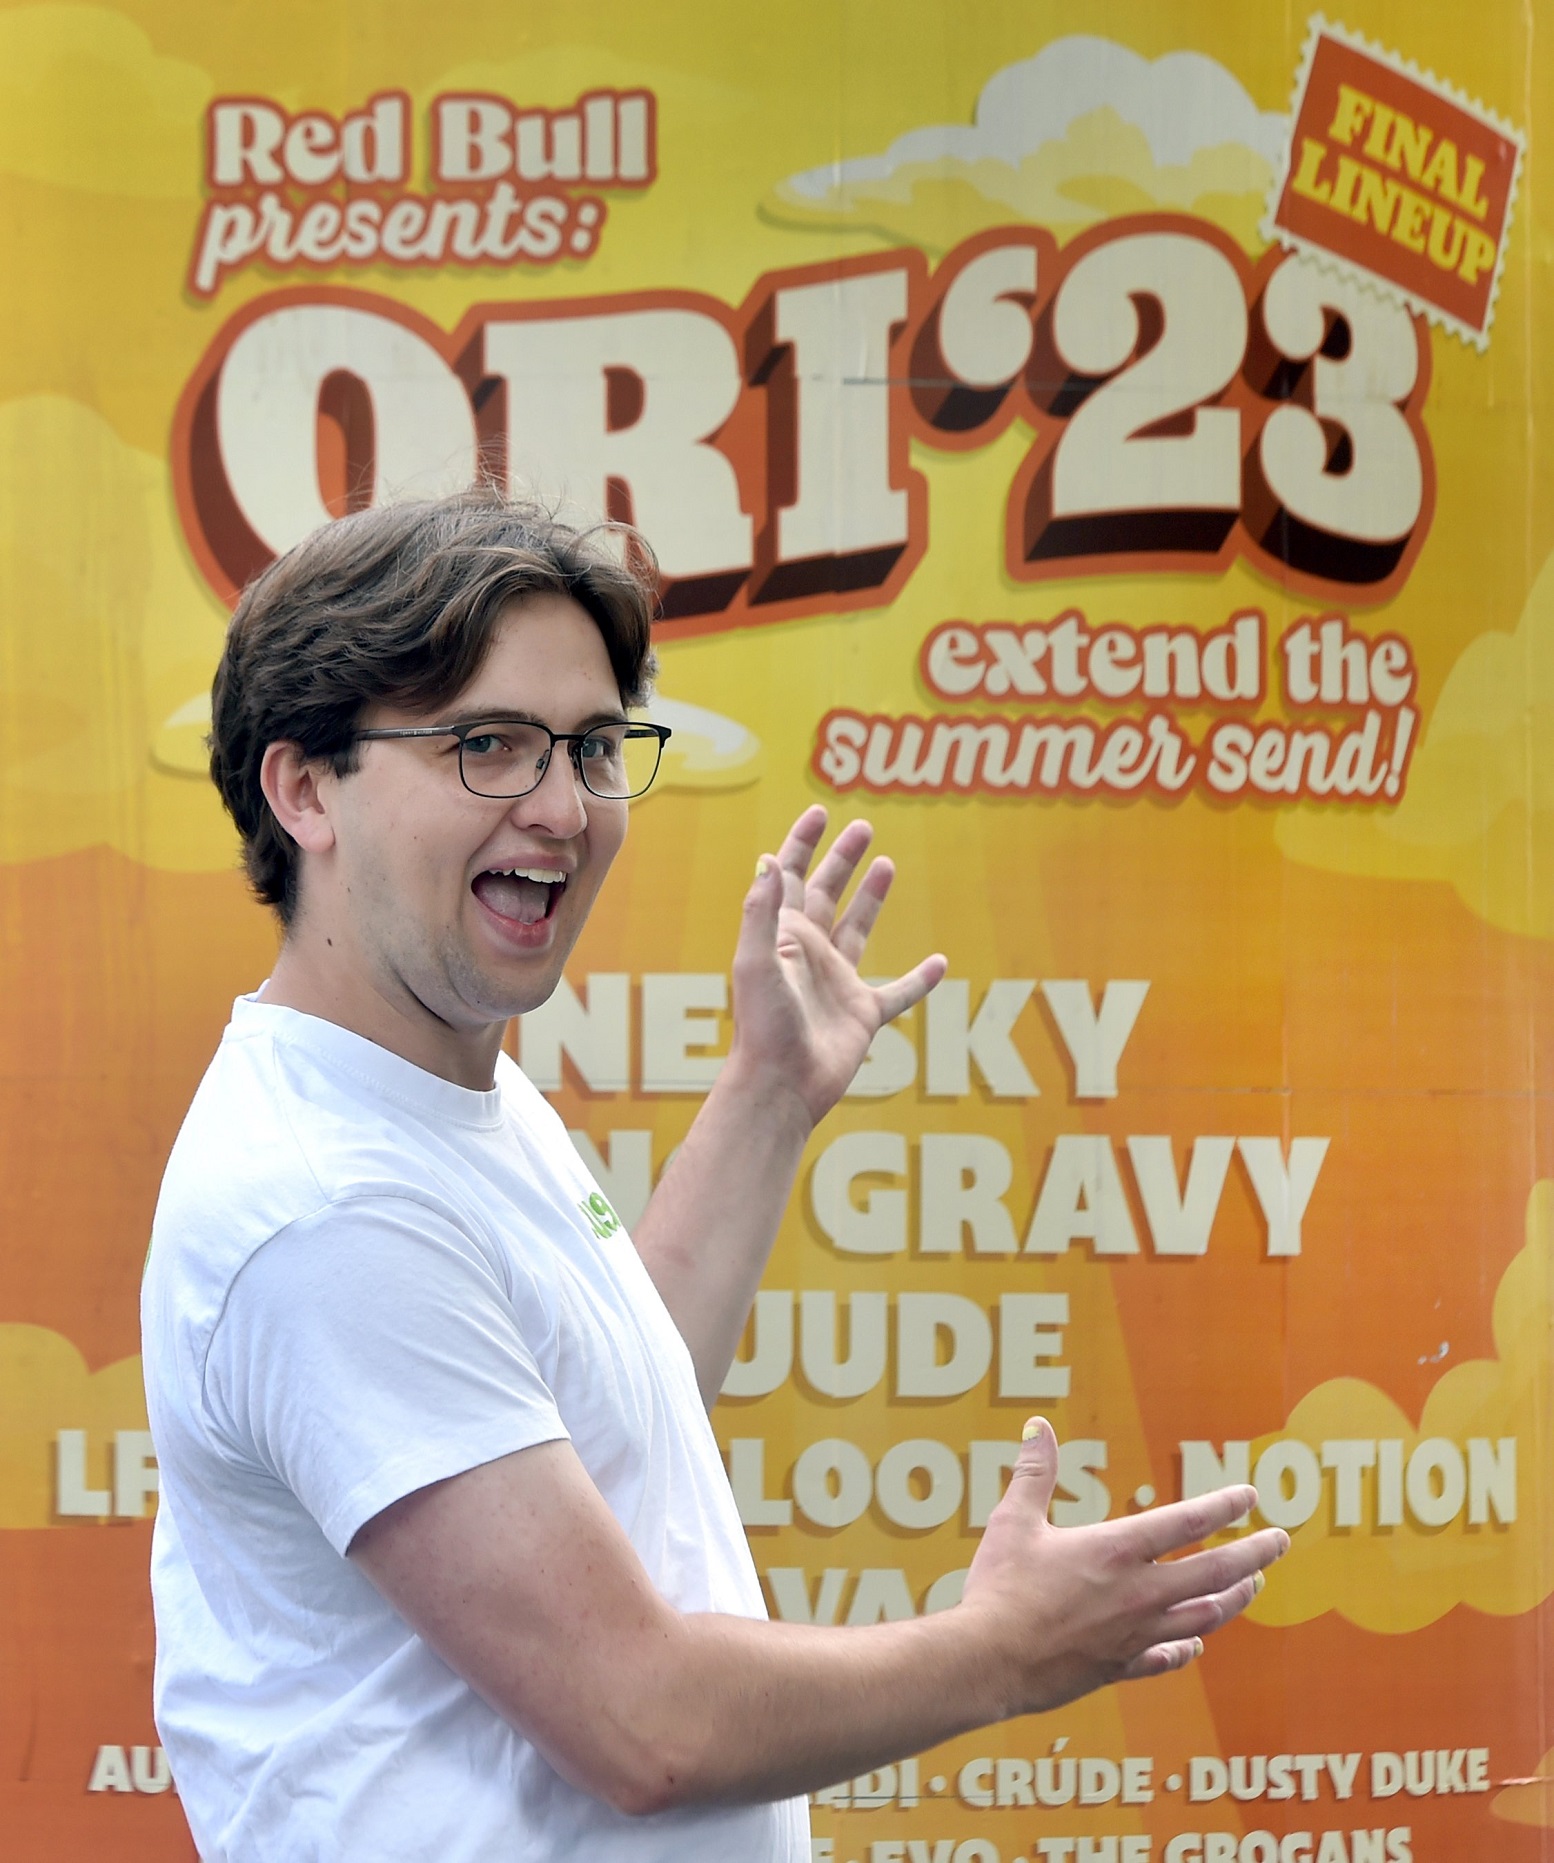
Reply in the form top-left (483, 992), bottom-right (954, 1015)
top-left (1192, 1637), bottom-right (1204, 1659)
top-left (754, 855), bottom-right (774, 880)
top-left (1022, 1416), bottom-right (1046, 1442)
top-left (1252, 1571), bottom-right (1266, 1596)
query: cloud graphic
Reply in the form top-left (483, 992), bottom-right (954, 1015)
top-left (1492, 1748), bottom-right (1554, 1829)
top-left (767, 37), bottom-right (1285, 251)
top-left (649, 696), bottom-right (762, 792)
top-left (431, 46), bottom-right (749, 127)
top-left (1244, 1180), bottom-right (1553, 1632)
top-left (1278, 553), bottom-right (1554, 942)
top-left (9, 400), bottom-right (759, 838)
top-left (0, 1324), bottom-right (147, 1527)
top-left (0, 6), bottom-right (211, 199)
top-left (0, 394), bottom-right (234, 871)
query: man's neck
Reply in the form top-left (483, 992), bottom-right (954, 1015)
top-left (263, 934), bottom-right (507, 1093)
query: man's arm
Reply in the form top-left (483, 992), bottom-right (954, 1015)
top-left (352, 1418), bottom-right (1286, 1816)
top-left (630, 807), bottom-right (943, 1403)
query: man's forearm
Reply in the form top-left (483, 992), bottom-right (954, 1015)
top-left (354, 1433), bottom-right (1280, 1822)
top-left (356, 1437), bottom-right (1001, 1816)
top-left (583, 1605), bottom-right (1000, 1815)
top-left (631, 1053), bottom-right (814, 1404)
top-left (629, 816), bottom-right (946, 1401)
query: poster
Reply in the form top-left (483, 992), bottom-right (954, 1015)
top-left (0, 2), bottom-right (1548, 1858)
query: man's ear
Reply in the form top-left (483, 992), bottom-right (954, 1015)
top-left (260, 742), bottom-right (338, 856)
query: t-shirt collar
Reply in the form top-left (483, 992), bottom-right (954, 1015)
top-left (228, 991), bottom-right (506, 1129)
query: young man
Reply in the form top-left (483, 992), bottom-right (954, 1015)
top-left (143, 491), bottom-right (1285, 1862)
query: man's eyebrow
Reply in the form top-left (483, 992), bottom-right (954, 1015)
top-left (441, 708), bottom-right (631, 730)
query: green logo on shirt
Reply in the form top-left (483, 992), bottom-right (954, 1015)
top-left (579, 1190), bottom-right (622, 1239)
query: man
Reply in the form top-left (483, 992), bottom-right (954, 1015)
top-left (143, 490), bottom-right (1285, 1861)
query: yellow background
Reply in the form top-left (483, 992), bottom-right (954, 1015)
top-left (0, 2), bottom-right (1547, 1855)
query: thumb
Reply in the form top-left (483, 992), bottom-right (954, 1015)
top-left (736, 853), bottom-right (783, 952)
top-left (1002, 1416), bottom-right (1060, 1522)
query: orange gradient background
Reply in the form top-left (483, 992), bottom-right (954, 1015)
top-left (0, 2), bottom-right (1549, 1857)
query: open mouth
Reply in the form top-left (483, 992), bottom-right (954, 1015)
top-left (471, 866), bottom-right (568, 926)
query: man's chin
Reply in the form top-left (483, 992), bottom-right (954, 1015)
top-left (459, 881), bottom-right (600, 1021)
top-left (468, 933), bottom-right (580, 1024)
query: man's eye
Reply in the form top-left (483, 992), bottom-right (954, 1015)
top-left (576, 735), bottom-right (615, 762)
top-left (463, 732), bottom-right (506, 757)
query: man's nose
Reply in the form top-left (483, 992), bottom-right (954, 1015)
top-left (512, 745), bottom-right (589, 835)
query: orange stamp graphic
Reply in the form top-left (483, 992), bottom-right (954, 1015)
top-left (1266, 18), bottom-right (1524, 348)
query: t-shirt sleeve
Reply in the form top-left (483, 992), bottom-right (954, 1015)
top-left (204, 1194), bottom-right (569, 1556)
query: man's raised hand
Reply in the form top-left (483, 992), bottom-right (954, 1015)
top-left (958, 1418), bottom-right (1288, 1719)
top-left (731, 805), bottom-right (947, 1127)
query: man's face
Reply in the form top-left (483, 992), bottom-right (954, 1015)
top-left (315, 592), bottom-right (630, 1033)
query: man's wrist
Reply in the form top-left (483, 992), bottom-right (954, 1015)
top-left (909, 1594), bottom-right (1016, 1729)
top-left (715, 1045), bottom-right (821, 1143)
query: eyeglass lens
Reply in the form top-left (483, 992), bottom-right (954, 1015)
top-left (458, 722), bottom-right (663, 799)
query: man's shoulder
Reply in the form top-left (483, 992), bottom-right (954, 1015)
top-left (143, 1011), bottom-right (587, 1366)
top-left (146, 1022), bottom-right (328, 1350)
top-left (162, 1003), bottom-right (502, 1220)
top-left (157, 1014), bottom-right (337, 1237)
top-left (147, 1011), bottom-right (455, 1332)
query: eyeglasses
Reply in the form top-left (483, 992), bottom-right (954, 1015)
top-left (354, 718), bottom-right (673, 801)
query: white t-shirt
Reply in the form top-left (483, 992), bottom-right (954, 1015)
top-left (142, 995), bottom-right (808, 1863)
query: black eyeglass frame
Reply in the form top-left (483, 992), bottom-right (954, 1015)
top-left (354, 718), bottom-right (674, 801)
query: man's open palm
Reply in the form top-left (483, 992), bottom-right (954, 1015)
top-left (732, 806), bottom-right (947, 1124)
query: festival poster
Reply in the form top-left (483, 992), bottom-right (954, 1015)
top-left (0, 3), bottom-right (1548, 1859)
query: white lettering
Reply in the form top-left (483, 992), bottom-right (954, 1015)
top-left (895, 1292), bottom-right (993, 1398)
top-left (925, 978), bottom-right (1038, 1097)
top-left (770, 268), bottom-right (910, 569)
top-left (483, 308), bottom-right (752, 588)
top-left (727, 1437), bottom-right (791, 1527)
top-left (1127, 1135), bottom-right (1234, 1255)
top-left (640, 972), bottom-right (726, 1091)
top-left (1237, 1137), bottom-right (1330, 1256)
top-left (520, 973), bottom-right (630, 1091)
top-left (810, 1134), bottom-right (907, 1255)
top-left (998, 1292), bottom-right (1070, 1399)
top-left (1025, 1135), bottom-right (1139, 1256)
top-left (216, 303), bottom-right (476, 554)
top-left (55, 1430), bottom-right (110, 1517)
top-left (113, 1430), bottom-right (159, 1518)
top-left (1041, 979), bottom-right (1149, 1098)
top-left (919, 1132), bottom-right (1017, 1254)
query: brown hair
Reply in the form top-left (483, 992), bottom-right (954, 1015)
top-left (209, 489), bottom-right (658, 924)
